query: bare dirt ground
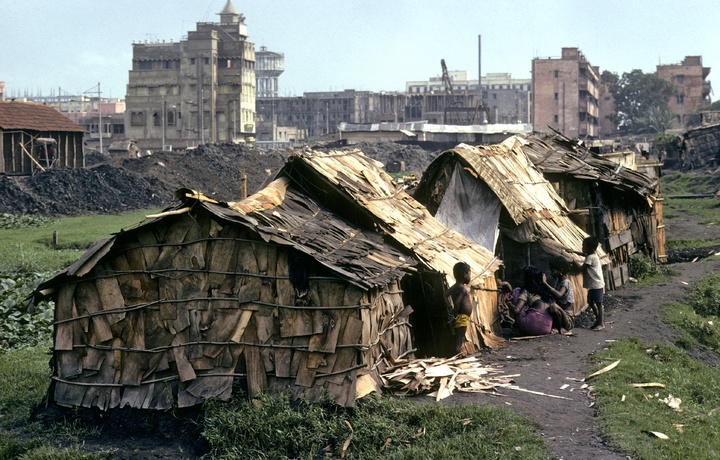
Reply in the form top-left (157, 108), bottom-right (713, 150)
top-left (11, 146), bottom-right (719, 459)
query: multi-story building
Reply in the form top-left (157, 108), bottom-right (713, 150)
top-left (256, 90), bottom-right (407, 141)
top-left (532, 47), bottom-right (600, 138)
top-left (125, 0), bottom-right (255, 150)
top-left (656, 56), bottom-right (711, 128)
top-left (405, 71), bottom-right (531, 124)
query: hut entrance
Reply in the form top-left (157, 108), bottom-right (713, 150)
top-left (401, 270), bottom-right (454, 358)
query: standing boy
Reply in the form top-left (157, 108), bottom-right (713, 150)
top-left (582, 236), bottom-right (605, 331)
top-left (445, 262), bottom-right (473, 355)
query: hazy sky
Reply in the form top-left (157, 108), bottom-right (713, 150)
top-left (2, 0), bottom-right (718, 100)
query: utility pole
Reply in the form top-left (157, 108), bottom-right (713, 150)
top-left (162, 97), bottom-right (166, 151)
top-left (98, 82), bottom-right (102, 154)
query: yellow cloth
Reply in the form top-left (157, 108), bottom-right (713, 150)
top-left (454, 314), bottom-right (470, 328)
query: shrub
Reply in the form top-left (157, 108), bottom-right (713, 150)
top-left (629, 253), bottom-right (664, 280)
top-left (0, 272), bottom-right (54, 351)
top-left (689, 273), bottom-right (720, 317)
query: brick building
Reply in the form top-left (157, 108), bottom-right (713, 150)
top-left (532, 47), bottom-right (600, 138)
top-left (656, 56), bottom-right (711, 128)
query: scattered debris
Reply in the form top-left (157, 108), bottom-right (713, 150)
top-left (583, 359), bottom-right (622, 381)
top-left (661, 394), bottom-right (682, 411)
top-left (380, 354), bottom-right (571, 401)
top-left (645, 431), bottom-right (670, 440)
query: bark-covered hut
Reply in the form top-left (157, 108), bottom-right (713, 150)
top-left (414, 137), bottom-right (608, 314)
top-left (520, 133), bottom-right (665, 287)
top-left (0, 101), bottom-right (85, 174)
top-left (33, 147), bottom-right (502, 410)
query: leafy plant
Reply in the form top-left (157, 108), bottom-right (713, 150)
top-left (688, 273), bottom-right (720, 317)
top-left (0, 272), bottom-right (54, 351)
top-left (629, 254), bottom-right (670, 284)
top-left (0, 213), bottom-right (54, 230)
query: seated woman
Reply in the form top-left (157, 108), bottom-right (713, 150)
top-left (510, 266), bottom-right (567, 336)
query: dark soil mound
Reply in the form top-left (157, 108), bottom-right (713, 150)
top-left (0, 141), bottom-right (440, 218)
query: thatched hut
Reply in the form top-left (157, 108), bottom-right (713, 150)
top-left (520, 133), bottom-right (665, 286)
top-left (33, 147), bottom-right (502, 410)
top-left (414, 136), bottom-right (608, 314)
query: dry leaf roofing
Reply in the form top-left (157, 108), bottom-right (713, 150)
top-left (35, 181), bottom-right (416, 300)
top-left (519, 132), bottom-right (659, 200)
top-left (415, 136), bottom-right (606, 266)
top-left (273, 148), bottom-right (502, 289)
top-left (0, 101), bottom-right (85, 132)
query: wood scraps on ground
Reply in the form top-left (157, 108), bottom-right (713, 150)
top-left (379, 353), bottom-right (571, 402)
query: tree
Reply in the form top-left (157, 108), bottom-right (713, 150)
top-left (635, 105), bottom-right (675, 133)
top-left (605, 69), bottom-right (675, 133)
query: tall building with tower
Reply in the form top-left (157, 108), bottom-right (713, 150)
top-left (125, 0), bottom-right (255, 150)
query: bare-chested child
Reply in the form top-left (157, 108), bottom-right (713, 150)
top-left (445, 262), bottom-right (473, 355)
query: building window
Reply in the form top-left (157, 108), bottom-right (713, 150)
top-left (112, 124), bottom-right (124, 134)
top-left (153, 112), bottom-right (161, 126)
top-left (137, 61), bottom-right (153, 70)
top-left (130, 112), bottom-right (145, 126)
top-left (493, 93), bottom-right (497, 100)
top-left (190, 58), bottom-right (196, 65)
top-left (554, 115), bottom-right (559, 123)
top-left (167, 111), bottom-right (176, 126)
top-left (554, 92), bottom-right (559, 100)
top-left (554, 70), bottom-right (559, 78)
top-left (676, 75), bottom-right (684, 84)
top-left (677, 94), bottom-right (685, 104)
top-left (203, 57), bottom-right (210, 65)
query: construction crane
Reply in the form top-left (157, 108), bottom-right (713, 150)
top-left (440, 59), bottom-right (490, 125)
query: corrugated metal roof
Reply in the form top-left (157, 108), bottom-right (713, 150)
top-left (0, 101), bottom-right (85, 132)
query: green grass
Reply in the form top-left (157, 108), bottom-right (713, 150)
top-left (590, 338), bottom-right (720, 459)
top-left (0, 209), bottom-right (159, 272)
top-left (665, 238), bottom-right (720, 250)
top-left (664, 197), bottom-right (720, 225)
top-left (0, 347), bottom-right (51, 427)
top-left (661, 172), bottom-right (720, 196)
top-left (202, 393), bottom-right (554, 459)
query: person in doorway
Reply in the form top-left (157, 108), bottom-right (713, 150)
top-left (542, 256), bottom-right (575, 334)
top-left (582, 236), bottom-right (605, 331)
top-left (513, 265), bottom-right (568, 335)
top-left (445, 262), bottom-right (474, 355)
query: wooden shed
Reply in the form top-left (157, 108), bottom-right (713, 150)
top-left (520, 133), bottom-right (665, 287)
top-left (34, 147), bottom-right (503, 410)
top-left (0, 101), bottom-right (85, 175)
top-left (414, 137), bottom-right (608, 315)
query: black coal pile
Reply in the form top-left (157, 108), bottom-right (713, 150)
top-left (0, 141), bottom-right (440, 217)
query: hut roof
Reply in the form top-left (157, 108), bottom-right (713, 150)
top-left (519, 132), bottom-right (659, 200)
top-left (37, 179), bottom-right (416, 298)
top-left (0, 101), bottom-right (86, 132)
top-left (415, 137), bottom-right (607, 266)
top-left (273, 148), bottom-right (502, 289)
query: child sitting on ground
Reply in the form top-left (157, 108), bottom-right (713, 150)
top-left (542, 256), bottom-right (575, 334)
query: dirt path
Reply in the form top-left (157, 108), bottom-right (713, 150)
top-left (448, 208), bottom-right (720, 459)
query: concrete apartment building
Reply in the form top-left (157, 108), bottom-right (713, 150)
top-left (125, 0), bottom-right (255, 150)
top-left (405, 71), bottom-right (532, 124)
top-left (656, 56), bottom-right (711, 128)
top-left (532, 47), bottom-right (600, 138)
top-left (256, 90), bottom-right (406, 141)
